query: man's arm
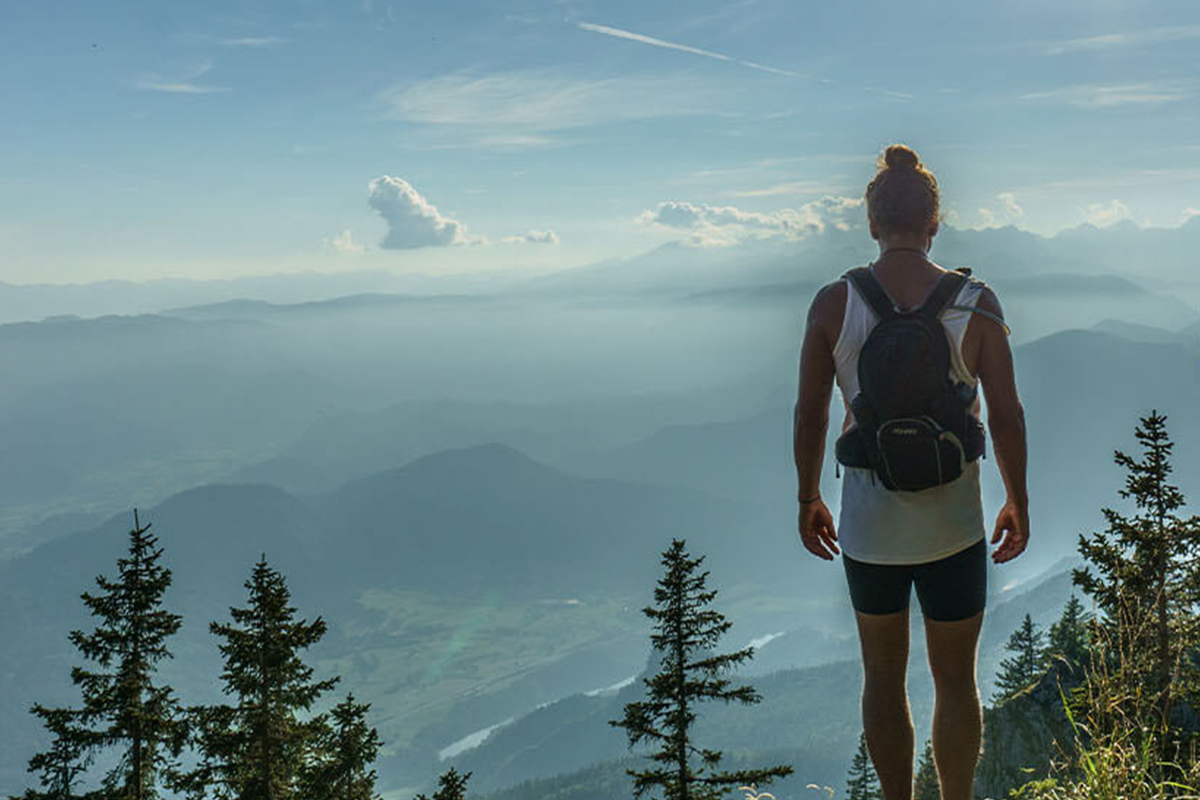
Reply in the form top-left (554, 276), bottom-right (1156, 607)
top-left (793, 282), bottom-right (841, 560)
top-left (974, 287), bottom-right (1029, 564)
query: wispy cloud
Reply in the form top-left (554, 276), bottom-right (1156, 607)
top-left (1043, 25), bottom-right (1200, 54)
top-left (326, 230), bottom-right (366, 253)
top-left (728, 179), bottom-right (844, 198)
top-left (577, 21), bottom-right (801, 78)
top-left (1081, 199), bottom-right (1132, 227)
top-left (864, 86), bottom-right (916, 101)
top-left (968, 191), bottom-right (1025, 229)
top-left (382, 68), bottom-right (726, 148)
top-left (133, 60), bottom-right (227, 94)
top-left (1021, 81), bottom-right (1190, 108)
top-left (502, 229), bottom-right (560, 245)
top-left (637, 196), bottom-right (862, 246)
top-left (221, 35), bottom-right (286, 48)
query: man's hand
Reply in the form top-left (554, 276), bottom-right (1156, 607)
top-left (798, 499), bottom-right (839, 560)
top-left (990, 499), bottom-right (1029, 564)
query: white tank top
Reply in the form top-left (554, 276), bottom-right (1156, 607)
top-left (831, 268), bottom-right (987, 565)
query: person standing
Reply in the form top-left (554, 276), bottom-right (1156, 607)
top-left (792, 144), bottom-right (1029, 800)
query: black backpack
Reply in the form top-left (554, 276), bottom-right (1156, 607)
top-left (834, 265), bottom-right (986, 491)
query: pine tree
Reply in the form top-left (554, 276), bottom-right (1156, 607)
top-left (414, 767), bottom-right (471, 800)
top-left (20, 509), bottom-right (187, 800)
top-left (609, 539), bottom-right (792, 800)
top-left (299, 694), bottom-right (383, 800)
top-left (845, 732), bottom-right (881, 800)
top-left (1046, 596), bottom-right (1091, 671)
top-left (19, 705), bottom-right (94, 800)
top-left (177, 556), bottom-right (338, 800)
top-left (913, 739), bottom-right (939, 800)
top-left (1073, 411), bottom-right (1200, 747)
top-left (993, 614), bottom-right (1047, 701)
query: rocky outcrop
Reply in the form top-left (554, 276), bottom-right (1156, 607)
top-left (974, 659), bottom-right (1083, 800)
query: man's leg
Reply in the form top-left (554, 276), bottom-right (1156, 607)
top-left (855, 609), bottom-right (914, 800)
top-left (923, 611), bottom-right (984, 800)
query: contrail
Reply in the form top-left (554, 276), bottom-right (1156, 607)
top-left (577, 21), bottom-right (802, 78)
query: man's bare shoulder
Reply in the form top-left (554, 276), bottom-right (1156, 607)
top-left (974, 283), bottom-right (1004, 319)
top-left (808, 279), bottom-right (848, 327)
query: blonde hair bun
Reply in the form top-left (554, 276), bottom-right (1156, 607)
top-left (865, 144), bottom-right (939, 234)
top-left (883, 144), bottom-right (920, 170)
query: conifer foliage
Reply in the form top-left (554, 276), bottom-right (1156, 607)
top-left (844, 733), bottom-right (881, 800)
top-left (177, 556), bottom-right (339, 800)
top-left (610, 538), bottom-right (793, 800)
top-left (299, 694), bottom-right (383, 800)
top-left (913, 739), bottom-right (939, 800)
top-left (19, 706), bottom-right (93, 800)
top-left (414, 767), bottom-right (472, 800)
top-left (1073, 410), bottom-right (1200, 744)
top-left (1045, 595), bottom-right (1091, 671)
top-left (22, 509), bottom-right (188, 800)
top-left (993, 614), bottom-right (1048, 702)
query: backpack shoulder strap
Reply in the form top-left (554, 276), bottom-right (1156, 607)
top-left (845, 266), bottom-right (898, 322)
top-left (918, 271), bottom-right (968, 320)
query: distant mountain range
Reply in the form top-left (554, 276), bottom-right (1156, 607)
top-left (0, 431), bottom-right (1084, 797)
top-left (1, 218), bottom-right (1197, 796)
top-left (4, 217), bottom-right (1198, 324)
top-left (0, 442), bottom-right (848, 796)
top-left (436, 567), bottom-right (1078, 800)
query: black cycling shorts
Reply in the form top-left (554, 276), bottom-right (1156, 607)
top-left (842, 538), bottom-right (987, 622)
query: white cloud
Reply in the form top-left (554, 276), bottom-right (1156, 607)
top-left (728, 179), bottom-right (838, 198)
top-left (502, 229), bottom-right (560, 245)
top-left (1183, 208), bottom-right (1200, 225)
top-left (1043, 25), bottom-right (1200, 55)
top-left (998, 192), bottom-right (1024, 219)
top-left (1081, 199), bottom-right (1132, 227)
top-left (381, 69), bottom-right (724, 147)
top-left (968, 192), bottom-right (1025, 229)
top-left (327, 230), bottom-right (365, 253)
top-left (133, 60), bottom-right (227, 94)
top-left (864, 86), bottom-right (916, 101)
top-left (637, 196), bottom-right (862, 246)
top-left (1021, 81), bottom-right (1190, 108)
top-left (367, 176), bottom-right (478, 249)
top-left (221, 36), bottom-right (286, 47)
top-left (576, 21), bottom-right (800, 78)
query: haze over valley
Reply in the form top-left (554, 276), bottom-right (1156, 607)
top-left (2, 219), bottom-right (1198, 796)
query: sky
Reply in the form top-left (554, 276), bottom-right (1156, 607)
top-left (1, 0), bottom-right (1199, 283)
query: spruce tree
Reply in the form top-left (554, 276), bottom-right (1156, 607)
top-left (1045, 596), bottom-right (1091, 671)
top-left (609, 539), bottom-right (793, 800)
top-left (299, 694), bottom-right (382, 800)
top-left (20, 509), bottom-right (187, 800)
top-left (913, 739), bottom-right (939, 800)
top-left (18, 705), bottom-right (94, 800)
top-left (993, 614), bottom-right (1047, 701)
top-left (178, 557), bottom-right (338, 800)
top-left (845, 732), bottom-right (881, 800)
top-left (414, 767), bottom-right (471, 800)
top-left (1073, 411), bottom-right (1200, 745)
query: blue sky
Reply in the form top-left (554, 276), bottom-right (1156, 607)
top-left (2, 0), bottom-right (1198, 282)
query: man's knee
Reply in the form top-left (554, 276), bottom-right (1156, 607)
top-left (862, 667), bottom-right (908, 702)
top-left (925, 612), bottom-right (982, 690)
top-left (929, 659), bottom-right (978, 692)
